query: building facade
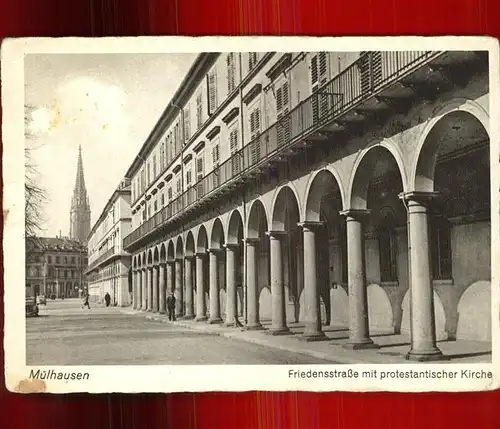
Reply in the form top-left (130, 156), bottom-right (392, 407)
top-left (69, 145), bottom-right (92, 244)
top-left (122, 51), bottom-right (490, 361)
top-left (86, 178), bottom-right (133, 306)
top-left (26, 237), bottom-right (88, 298)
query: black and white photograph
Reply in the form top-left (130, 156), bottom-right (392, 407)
top-left (3, 36), bottom-right (499, 393)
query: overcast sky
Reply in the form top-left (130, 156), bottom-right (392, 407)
top-left (25, 53), bottom-right (197, 238)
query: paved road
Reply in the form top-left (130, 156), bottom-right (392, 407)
top-left (27, 299), bottom-right (339, 365)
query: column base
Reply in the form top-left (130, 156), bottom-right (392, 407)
top-left (267, 327), bottom-right (292, 336)
top-left (159, 310), bottom-right (166, 315)
top-left (208, 318), bottom-right (223, 324)
top-left (147, 308), bottom-right (153, 312)
top-left (343, 339), bottom-right (380, 350)
top-left (244, 323), bottom-right (264, 331)
top-left (183, 314), bottom-right (195, 320)
top-left (195, 315), bottom-right (208, 322)
top-left (405, 348), bottom-right (447, 362)
top-left (300, 331), bottom-right (328, 342)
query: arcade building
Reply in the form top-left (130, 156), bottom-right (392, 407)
top-left (122, 50), bottom-right (491, 361)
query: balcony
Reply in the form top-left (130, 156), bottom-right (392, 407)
top-left (85, 246), bottom-right (119, 273)
top-left (124, 50), bottom-right (486, 251)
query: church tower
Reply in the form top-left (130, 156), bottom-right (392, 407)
top-left (69, 145), bottom-right (91, 244)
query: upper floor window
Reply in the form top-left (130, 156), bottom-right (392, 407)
top-left (196, 93), bottom-right (203, 129)
top-left (47, 255), bottom-right (52, 264)
top-left (276, 80), bottom-right (290, 147)
top-left (184, 107), bottom-right (191, 141)
top-left (208, 69), bottom-right (218, 115)
top-left (249, 52), bottom-right (258, 71)
top-left (186, 168), bottom-right (192, 187)
top-left (160, 142), bottom-right (165, 172)
top-left (153, 154), bottom-right (157, 178)
top-left (161, 193), bottom-right (165, 207)
top-left (212, 140), bottom-right (220, 167)
top-left (249, 107), bottom-right (261, 165)
top-left (175, 176), bottom-right (182, 195)
top-left (227, 53), bottom-right (236, 94)
top-left (229, 126), bottom-right (240, 175)
top-left (358, 51), bottom-right (382, 93)
top-left (147, 162), bottom-right (151, 185)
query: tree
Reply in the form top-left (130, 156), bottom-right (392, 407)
top-left (25, 104), bottom-right (48, 246)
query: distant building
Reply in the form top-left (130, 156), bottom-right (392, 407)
top-left (25, 236), bottom-right (88, 298)
top-left (69, 145), bottom-right (91, 244)
top-left (85, 178), bottom-right (133, 306)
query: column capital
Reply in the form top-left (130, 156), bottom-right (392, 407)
top-left (208, 247), bottom-right (224, 254)
top-left (166, 259), bottom-right (175, 265)
top-left (159, 261), bottom-right (167, 267)
top-left (339, 209), bottom-right (371, 221)
top-left (244, 237), bottom-right (260, 245)
top-left (185, 254), bottom-right (196, 260)
top-left (266, 230), bottom-right (287, 239)
top-left (195, 251), bottom-right (207, 258)
top-left (399, 191), bottom-right (440, 205)
top-left (297, 221), bottom-right (324, 231)
top-left (224, 243), bottom-right (239, 250)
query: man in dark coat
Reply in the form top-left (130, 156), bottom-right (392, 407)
top-left (104, 292), bottom-right (111, 307)
top-left (166, 292), bottom-right (176, 321)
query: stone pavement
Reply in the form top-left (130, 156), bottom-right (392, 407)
top-left (122, 309), bottom-right (492, 365)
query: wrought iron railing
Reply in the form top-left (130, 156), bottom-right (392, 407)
top-left (124, 50), bottom-right (441, 249)
top-left (86, 246), bottom-right (116, 272)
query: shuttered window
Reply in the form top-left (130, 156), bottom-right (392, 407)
top-left (276, 80), bottom-right (290, 147)
top-left (249, 108), bottom-right (261, 165)
top-left (359, 51), bottom-right (383, 94)
top-left (229, 127), bottom-right (240, 176)
top-left (175, 176), bottom-right (182, 195)
top-left (311, 52), bottom-right (330, 124)
top-left (212, 139), bottom-right (220, 188)
top-left (196, 93), bottom-right (203, 129)
top-left (153, 154), bottom-right (157, 178)
top-left (160, 142), bottom-right (165, 172)
top-left (184, 107), bottom-right (191, 141)
top-left (186, 168), bottom-right (192, 186)
top-left (208, 69), bottom-right (218, 114)
top-left (227, 53), bottom-right (236, 93)
top-left (248, 52), bottom-right (258, 71)
top-left (196, 155), bottom-right (205, 197)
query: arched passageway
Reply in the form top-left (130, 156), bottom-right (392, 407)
top-left (247, 200), bottom-right (269, 329)
top-left (347, 144), bottom-right (407, 349)
top-left (269, 186), bottom-right (301, 335)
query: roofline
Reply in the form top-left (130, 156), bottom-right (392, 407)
top-left (124, 52), bottom-right (220, 180)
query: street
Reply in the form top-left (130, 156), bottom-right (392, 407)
top-left (26, 299), bottom-right (339, 365)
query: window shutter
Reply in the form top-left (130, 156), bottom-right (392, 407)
top-left (184, 108), bottom-right (191, 141)
top-left (249, 52), bottom-right (258, 70)
top-left (227, 53), bottom-right (236, 93)
top-left (208, 70), bottom-right (217, 114)
top-left (196, 93), bottom-right (203, 129)
top-left (230, 129), bottom-right (238, 154)
top-left (311, 54), bottom-right (319, 87)
top-left (196, 156), bottom-right (204, 179)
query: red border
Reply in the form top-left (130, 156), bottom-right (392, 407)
top-left (1, 1), bottom-right (499, 428)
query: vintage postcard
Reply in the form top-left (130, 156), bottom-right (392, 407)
top-left (2, 36), bottom-right (499, 393)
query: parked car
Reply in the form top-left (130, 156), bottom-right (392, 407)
top-left (37, 295), bottom-right (47, 305)
top-left (25, 297), bottom-right (39, 317)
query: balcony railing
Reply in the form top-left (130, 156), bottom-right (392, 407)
top-left (124, 50), bottom-right (441, 249)
top-left (86, 246), bottom-right (117, 272)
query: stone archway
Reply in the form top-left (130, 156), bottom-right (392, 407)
top-left (269, 186), bottom-right (301, 334)
top-left (247, 199), bottom-right (270, 328)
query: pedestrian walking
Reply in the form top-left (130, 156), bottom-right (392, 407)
top-left (82, 293), bottom-right (91, 309)
top-left (104, 292), bottom-right (111, 307)
top-left (166, 292), bottom-right (176, 321)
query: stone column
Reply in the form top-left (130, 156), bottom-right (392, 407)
top-left (159, 263), bottom-right (166, 314)
top-left (245, 238), bottom-right (262, 330)
top-left (166, 261), bottom-right (174, 295)
top-left (147, 267), bottom-right (153, 311)
top-left (152, 265), bottom-right (159, 313)
top-left (195, 252), bottom-right (207, 321)
top-left (266, 231), bottom-right (290, 335)
top-left (175, 258), bottom-right (184, 317)
top-left (224, 243), bottom-right (239, 327)
top-left (208, 249), bottom-right (222, 324)
top-left (141, 269), bottom-right (147, 311)
top-left (400, 192), bottom-right (444, 361)
top-left (340, 210), bottom-right (378, 349)
top-left (299, 222), bottom-right (326, 340)
top-left (132, 270), bottom-right (137, 309)
top-left (184, 256), bottom-right (195, 319)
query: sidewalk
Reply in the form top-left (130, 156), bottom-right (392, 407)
top-left (121, 308), bottom-right (491, 365)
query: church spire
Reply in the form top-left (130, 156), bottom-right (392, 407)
top-left (69, 145), bottom-right (91, 244)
